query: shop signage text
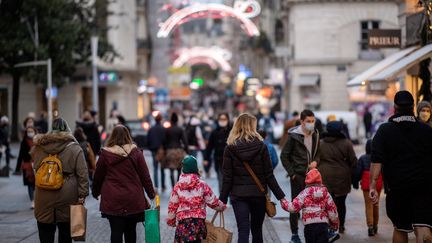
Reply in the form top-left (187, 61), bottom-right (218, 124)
top-left (368, 29), bottom-right (401, 49)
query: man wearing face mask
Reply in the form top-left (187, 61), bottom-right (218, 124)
top-left (204, 113), bottom-right (231, 191)
top-left (417, 100), bottom-right (432, 127)
top-left (280, 109), bottom-right (320, 243)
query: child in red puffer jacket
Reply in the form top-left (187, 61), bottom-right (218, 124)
top-left (282, 169), bottom-right (339, 243)
top-left (353, 139), bottom-right (383, 236)
top-left (167, 155), bottom-right (226, 243)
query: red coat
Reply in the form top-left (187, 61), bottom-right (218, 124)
top-left (361, 170), bottom-right (383, 192)
top-left (92, 145), bottom-right (155, 216)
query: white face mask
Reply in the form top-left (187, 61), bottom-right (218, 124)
top-left (304, 123), bottom-right (315, 132)
top-left (420, 111), bottom-right (431, 122)
top-left (27, 132), bottom-right (35, 138)
top-left (218, 121), bottom-right (228, 127)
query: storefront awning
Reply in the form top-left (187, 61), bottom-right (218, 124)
top-left (369, 44), bottom-right (432, 82)
top-left (347, 46), bottom-right (417, 87)
top-left (293, 74), bottom-right (320, 86)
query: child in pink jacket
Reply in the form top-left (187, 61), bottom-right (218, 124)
top-left (282, 169), bottom-right (340, 243)
top-left (167, 155), bottom-right (226, 243)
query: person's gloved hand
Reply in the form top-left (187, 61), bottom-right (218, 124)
top-left (280, 198), bottom-right (289, 212)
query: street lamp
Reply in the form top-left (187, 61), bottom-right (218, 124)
top-left (14, 59), bottom-right (53, 132)
top-left (91, 36), bottom-right (99, 113)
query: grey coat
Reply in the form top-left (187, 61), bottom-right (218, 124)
top-left (32, 132), bottom-right (89, 223)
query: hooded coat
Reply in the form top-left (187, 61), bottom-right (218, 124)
top-left (92, 144), bottom-right (155, 218)
top-left (280, 125), bottom-right (320, 177)
top-left (219, 138), bottom-right (285, 203)
top-left (167, 173), bottom-right (225, 226)
top-left (32, 132), bottom-right (89, 223)
top-left (317, 132), bottom-right (357, 197)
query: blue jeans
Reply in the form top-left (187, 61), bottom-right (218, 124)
top-left (28, 184), bottom-right (35, 201)
top-left (151, 152), bottom-right (165, 189)
top-left (231, 197), bottom-right (266, 243)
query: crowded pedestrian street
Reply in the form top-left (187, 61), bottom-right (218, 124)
top-left (2, 0), bottom-right (432, 243)
top-left (0, 143), bottom-right (417, 242)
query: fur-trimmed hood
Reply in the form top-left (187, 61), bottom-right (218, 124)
top-left (33, 132), bottom-right (77, 154)
top-left (103, 144), bottom-right (137, 157)
top-left (100, 144), bottom-right (139, 165)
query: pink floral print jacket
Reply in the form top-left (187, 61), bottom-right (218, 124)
top-left (167, 174), bottom-right (225, 226)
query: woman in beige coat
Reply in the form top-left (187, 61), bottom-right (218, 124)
top-left (32, 118), bottom-right (89, 243)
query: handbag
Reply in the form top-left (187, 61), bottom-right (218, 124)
top-left (203, 212), bottom-right (233, 243)
top-left (70, 204), bottom-right (87, 241)
top-left (21, 162), bottom-right (35, 184)
top-left (155, 147), bottom-right (165, 162)
top-left (144, 208), bottom-right (160, 243)
top-left (242, 161), bottom-right (277, 217)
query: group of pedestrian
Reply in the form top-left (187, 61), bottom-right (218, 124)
top-left (148, 111), bottom-right (233, 193)
top-left (6, 89), bottom-right (432, 243)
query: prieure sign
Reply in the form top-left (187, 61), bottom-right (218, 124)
top-left (368, 29), bottom-right (401, 49)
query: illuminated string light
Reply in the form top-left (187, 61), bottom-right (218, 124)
top-left (173, 47), bottom-right (233, 72)
top-left (157, 1), bottom-right (261, 38)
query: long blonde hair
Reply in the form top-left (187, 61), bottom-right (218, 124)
top-left (227, 113), bottom-right (263, 145)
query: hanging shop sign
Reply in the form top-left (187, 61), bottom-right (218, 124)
top-left (368, 29), bottom-right (401, 49)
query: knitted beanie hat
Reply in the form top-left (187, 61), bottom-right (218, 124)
top-left (417, 100), bottom-right (432, 115)
top-left (305, 169), bottom-right (322, 185)
top-left (182, 155), bottom-right (199, 174)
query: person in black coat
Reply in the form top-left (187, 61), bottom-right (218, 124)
top-left (220, 113), bottom-right (287, 243)
top-left (204, 113), bottom-right (231, 190)
top-left (147, 113), bottom-right (166, 191)
top-left (18, 127), bottom-right (37, 208)
top-left (76, 111), bottom-right (101, 156)
top-left (163, 113), bottom-right (188, 187)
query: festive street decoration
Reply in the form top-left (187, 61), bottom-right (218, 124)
top-left (157, 1), bottom-right (261, 38)
top-left (173, 46), bottom-right (232, 72)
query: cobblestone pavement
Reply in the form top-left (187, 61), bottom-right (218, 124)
top-left (0, 143), bottom-right (417, 242)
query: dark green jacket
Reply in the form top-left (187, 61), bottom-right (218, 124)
top-left (280, 126), bottom-right (320, 177)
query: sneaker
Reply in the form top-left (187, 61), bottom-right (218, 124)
top-left (339, 226), bottom-right (345, 234)
top-left (290, 234), bottom-right (302, 243)
top-left (31, 201), bottom-right (35, 209)
top-left (368, 227), bottom-right (375, 236)
top-left (328, 230), bottom-right (340, 242)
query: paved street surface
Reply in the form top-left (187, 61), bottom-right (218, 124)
top-left (0, 143), bottom-right (417, 242)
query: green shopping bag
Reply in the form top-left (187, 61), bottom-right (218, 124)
top-left (144, 209), bottom-right (160, 243)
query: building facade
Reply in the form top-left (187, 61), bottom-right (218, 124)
top-left (285, 0), bottom-right (400, 111)
top-left (0, 0), bottom-right (151, 130)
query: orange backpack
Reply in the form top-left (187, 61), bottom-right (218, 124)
top-left (35, 154), bottom-right (64, 190)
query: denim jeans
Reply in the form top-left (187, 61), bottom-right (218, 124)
top-left (231, 197), bottom-right (266, 243)
top-left (27, 184), bottom-right (35, 201)
top-left (151, 151), bottom-right (165, 189)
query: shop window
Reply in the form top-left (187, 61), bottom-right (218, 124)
top-left (360, 20), bottom-right (380, 50)
top-left (275, 19), bottom-right (284, 44)
top-left (359, 20), bottom-right (383, 60)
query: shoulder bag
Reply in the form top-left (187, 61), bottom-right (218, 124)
top-left (242, 161), bottom-right (277, 217)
